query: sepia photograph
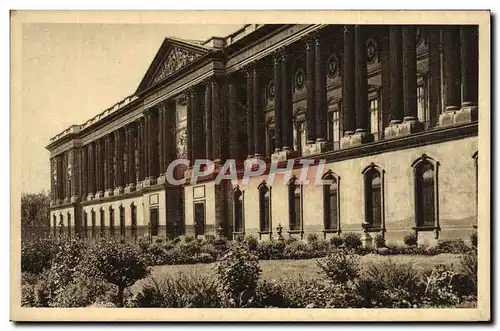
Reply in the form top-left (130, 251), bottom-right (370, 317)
top-left (10, 10), bottom-right (490, 322)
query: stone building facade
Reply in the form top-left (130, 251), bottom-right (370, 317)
top-left (47, 24), bottom-right (479, 246)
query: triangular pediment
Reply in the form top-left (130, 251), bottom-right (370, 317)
top-left (136, 38), bottom-right (209, 93)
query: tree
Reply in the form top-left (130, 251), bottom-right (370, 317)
top-left (21, 191), bottom-right (50, 228)
top-left (89, 239), bottom-right (150, 307)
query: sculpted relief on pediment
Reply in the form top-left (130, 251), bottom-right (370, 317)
top-left (152, 47), bottom-right (201, 85)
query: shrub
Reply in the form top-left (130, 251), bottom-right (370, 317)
top-left (213, 237), bottom-right (229, 256)
top-left (284, 236), bottom-right (298, 245)
top-left (317, 250), bottom-right (359, 285)
top-left (373, 233), bottom-right (386, 248)
top-left (131, 273), bottom-right (220, 308)
top-left (32, 269), bottom-right (57, 307)
top-left (255, 279), bottom-right (290, 308)
top-left (307, 233), bottom-right (318, 244)
top-left (245, 235), bottom-right (259, 252)
top-left (184, 235), bottom-right (195, 243)
top-left (257, 240), bottom-right (285, 260)
top-left (342, 232), bottom-right (362, 250)
top-left (277, 277), bottom-right (337, 308)
top-left (88, 239), bottom-right (150, 307)
top-left (403, 233), bottom-right (418, 246)
top-left (456, 250), bottom-right (478, 296)
top-left (50, 237), bottom-right (89, 290)
top-left (470, 229), bottom-right (478, 248)
top-left (137, 237), bottom-right (150, 253)
top-left (215, 244), bottom-right (261, 307)
top-left (435, 239), bottom-right (471, 254)
top-left (310, 239), bottom-right (330, 256)
top-left (330, 235), bottom-right (343, 248)
top-left (21, 238), bottom-right (56, 274)
top-left (283, 241), bottom-right (312, 260)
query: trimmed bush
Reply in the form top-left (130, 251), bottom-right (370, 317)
top-left (284, 236), bottom-right (298, 246)
top-left (87, 239), bottom-right (150, 307)
top-left (245, 235), bottom-right (259, 252)
top-left (21, 238), bottom-right (56, 274)
top-left (403, 233), bottom-right (418, 246)
top-left (257, 240), bottom-right (285, 260)
top-left (215, 244), bottom-right (261, 307)
top-left (317, 250), bottom-right (359, 284)
top-left (435, 239), bottom-right (471, 254)
top-left (306, 233), bottom-right (319, 244)
top-left (330, 235), bottom-right (343, 248)
top-left (342, 232), bottom-right (362, 250)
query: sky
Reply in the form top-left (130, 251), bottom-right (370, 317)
top-left (20, 23), bottom-right (242, 194)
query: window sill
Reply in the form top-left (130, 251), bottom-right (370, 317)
top-left (363, 227), bottom-right (383, 233)
top-left (287, 230), bottom-right (303, 234)
top-left (412, 226), bottom-right (439, 232)
top-left (258, 231), bottom-right (272, 235)
top-left (322, 229), bottom-right (341, 234)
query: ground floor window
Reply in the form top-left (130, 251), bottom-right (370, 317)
top-left (150, 207), bottom-right (159, 236)
top-left (258, 182), bottom-right (271, 233)
top-left (233, 187), bottom-right (244, 233)
top-left (288, 176), bottom-right (302, 232)
top-left (194, 201), bottom-right (205, 237)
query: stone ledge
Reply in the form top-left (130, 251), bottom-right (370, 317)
top-left (340, 130), bottom-right (374, 149)
top-left (384, 118), bottom-right (425, 140)
top-left (302, 140), bottom-right (333, 157)
top-left (439, 105), bottom-right (478, 128)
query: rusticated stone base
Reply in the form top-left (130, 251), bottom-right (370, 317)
top-left (384, 118), bottom-right (425, 140)
top-left (417, 230), bottom-right (438, 246)
top-left (439, 105), bottom-right (478, 127)
top-left (302, 140), bottom-right (333, 156)
top-left (340, 130), bottom-right (374, 149)
top-left (271, 149), bottom-right (297, 163)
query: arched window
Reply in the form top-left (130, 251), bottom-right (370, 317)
top-left (119, 205), bottom-right (125, 237)
top-left (91, 209), bottom-right (96, 239)
top-left (109, 207), bottom-right (115, 237)
top-left (131, 203), bottom-right (137, 239)
top-left (322, 170), bottom-right (340, 232)
top-left (258, 182), bottom-right (271, 233)
top-left (67, 212), bottom-right (72, 237)
top-left (362, 164), bottom-right (384, 231)
top-left (233, 186), bottom-right (244, 234)
top-left (412, 155), bottom-right (439, 232)
top-left (100, 208), bottom-right (105, 237)
top-left (288, 176), bottom-right (302, 232)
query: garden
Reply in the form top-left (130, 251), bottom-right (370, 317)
top-left (21, 231), bottom-right (478, 308)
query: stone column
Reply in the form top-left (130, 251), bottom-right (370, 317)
top-left (315, 34), bottom-right (327, 143)
top-left (428, 26), bottom-right (442, 128)
top-left (228, 80), bottom-right (240, 160)
top-left (354, 25), bottom-right (369, 133)
top-left (87, 143), bottom-right (94, 200)
top-left (104, 134), bottom-right (114, 196)
top-left (49, 158), bottom-right (55, 204)
top-left (439, 26), bottom-right (463, 127)
top-left (162, 102), bottom-right (172, 174)
top-left (81, 147), bottom-right (88, 200)
top-left (114, 129), bottom-right (125, 194)
top-left (282, 49), bottom-right (293, 151)
top-left (443, 26), bottom-right (462, 111)
top-left (305, 37), bottom-right (316, 144)
top-left (136, 117), bottom-right (144, 183)
top-left (403, 26), bottom-right (418, 121)
top-left (246, 68), bottom-right (254, 158)
top-left (461, 25), bottom-right (479, 108)
top-left (158, 105), bottom-right (164, 178)
top-left (56, 155), bottom-right (63, 203)
top-left (212, 79), bottom-right (222, 164)
top-left (389, 26), bottom-right (403, 124)
top-left (186, 89), bottom-right (193, 165)
top-left (253, 66), bottom-right (265, 157)
top-left (96, 139), bottom-right (104, 198)
top-left (273, 52), bottom-right (283, 152)
top-left (125, 124), bottom-right (137, 191)
top-left (144, 110), bottom-right (152, 181)
top-left (69, 149), bottom-right (79, 202)
top-left (191, 87), bottom-right (204, 162)
top-left (204, 81), bottom-right (213, 160)
top-left (341, 25), bottom-right (356, 143)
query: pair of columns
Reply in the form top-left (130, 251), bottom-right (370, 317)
top-left (245, 66), bottom-right (266, 158)
top-left (51, 150), bottom-right (78, 203)
top-left (186, 80), bottom-right (223, 164)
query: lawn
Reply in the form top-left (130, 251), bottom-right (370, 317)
top-left (131, 253), bottom-right (462, 294)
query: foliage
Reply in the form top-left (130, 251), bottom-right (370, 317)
top-left (470, 229), bottom-right (478, 248)
top-left (435, 239), bottom-right (471, 254)
top-left (131, 273), bottom-right (220, 308)
top-left (373, 233), bottom-right (386, 248)
top-left (50, 237), bottom-right (89, 290)
top-left (342, 232), bottom-right (362, 250)
top-left (245, 235), bottom-right (259, 252)
top-left (21, 238), bottom-right (56, 274)
top-left (306, 233), bottom-right (318, 244)
top-left (87, 239), bottom-right (150, 307)
top-left (21, 191), bottom-right (50, 228)
top-left (317, 250), bottom-right (359, 284)
top-left (456, 250), bottom-right (478, 296)
top-left (257, 240), bottom-right (285, 260)
top-left (215, 244), bottom-right (262, 307)
top-left (403, 233), bottom-right (418, 246)
top-left (330, 235), bottom-right (343, 248)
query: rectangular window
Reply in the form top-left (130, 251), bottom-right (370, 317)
top-left (333, 111), bottom-right (340, 149)
top-left (150, 208), bottom-right (159, 236)
top-left (91, 211), bottom-right (96, 239)
top-left (67, 213), bottom-right (71, 236)
top-left (109, 209), bottom-right (115, 237)
top-left (131, 205), bottom-right (137, 238)
top-left (59, 214), bottom-right (64, 236)
top-left (372, 186), bottom-right (382, 228)
top-left (53, 215), bottom-right (57, 237)
top-left (194, 202), bottom-right (205, 236)
top-left (370, 99), bottom-right (379, 138)
top-left (289, 185), bottom-right (302, 231)
top-left (100, 209), bottom-right (105, 237)
top-left (234, 198), bottom-right (243, 233)
top-left (120, 207), bottom-right (125, 237)
top-left (259, 187), bottom-right (271, 233)
top-left (83, 212), bottom-right (88, 238)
